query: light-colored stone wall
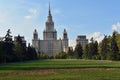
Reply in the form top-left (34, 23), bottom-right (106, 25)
top-left (32, 39), bottom-right (40, 52)
top-left (32, 3), bottom-right (69, 55)
top-left (76, 35), bottom-right (88, 46)
top-left (38, 40), bottom-right (63, 56)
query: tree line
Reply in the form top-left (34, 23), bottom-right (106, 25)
top-left (48, 31), bottom-right (120, 60)
top-left (0, 30), bottom-right (120, 64)
top-left (0, 29), bottom-right (38, 63)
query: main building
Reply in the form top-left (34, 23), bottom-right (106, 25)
top-left (32, 4), bottom-right (69, 55)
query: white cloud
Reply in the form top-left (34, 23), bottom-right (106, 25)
top-left (87, 32), bottom-right (104, 43)
top-left (28, 8), bottom-right (38, 14)
top-left (24, 8), bottom-right (38, 20)
top-left (24, 15), bottom-right (33, 20)
top-left (112, 22), bottom-right (120, 31)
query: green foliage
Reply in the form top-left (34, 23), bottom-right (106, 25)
top-left (1, 29), bottom-right (120, 63)
top-left (26, 46), bottom-right (38, 60)
top-left (13, 42), bottom-right (24, 61)
top-left (85, 39), bottom-right (99, 59)
top-left (38, 52), bottom-right (48, 59)
top-left (0, 41), bottom-right (38, 63)
top-left (55, 52), bottom-right (67, 59)
top-left (93, 41), bottom-right (98, 55)
top-left (67, 47), bottom-right (74, 58)
top-left (5, 42), bottom-right (14, 62)
top-left (4, 29), bottom-right (12, 43)
top-left (92, 55), bottom-right (101, 60)
top-left (108, 31), bottom-right (119, 60)
top-left (0, 30), bottom-right (38, 63)
top-left (111, 31), bottom-right (119, 54)
top-left (0, 41), bottom-right (14, 63)
top-left (116, 34), bottom-right (120, 51)
top-left (74, 43), bottom-right (83, 59)
top-left (0, 42), bottom-right (6, 63)
top-left (101, 35), bottom-right (111, 60)
top-left (82, 44), bottom-right (89, 59)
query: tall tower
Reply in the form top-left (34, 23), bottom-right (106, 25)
top-left (43, 3), bottom-right (57, 40)
top-left (32, 2), bottom-right (69, 54)
top-left (62, 29), bottom-right (68, 48)
top-left (33, 29), bottom-right (38, 40)
top-left (32, 29), bottom-right (39, 52)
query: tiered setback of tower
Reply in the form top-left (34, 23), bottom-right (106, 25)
top-left (32, 3), bottom-right (68, 55)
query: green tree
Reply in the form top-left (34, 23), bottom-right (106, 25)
top-left (93, 41), bottom-right (98, 55)
top-left (4, 29), bottom-right (14, 62)
top-left (111, 32), bottom-right (119, 54)
top-left (15, 35), bottom-right (27, 60)
top-left (0, 42), bottom-right (6, 63)
top-left (82, 44), bottom-right (89, 59)
top-left (13, 43), bottom-right (24, 62)
top-left (109, 31), bottom-right (119, 60)
top-left (87, 37), bottom-right (94, 59)
top-left (67, 47), bottom-right (74, 58)
top-left (5, 29), bottom-right (12, 43)
top-left (92, 41), bottom-right (99, 59)
top-left (55, 52), bottom-right (67, 59)
top-left (74, 43), bottom-right (83, 59)
top-left (101, 35), bottom-right (110, 60)
top-left (26, 44), bottom-right (38, 60)
top-left (4, 42), bottom-right (14, 62)
top-left (87, 38), bottom-right (99, 59)
top-left (0, 29), bottom-right (14, 63)
top-left (38, 52), bottom-right (48, 59)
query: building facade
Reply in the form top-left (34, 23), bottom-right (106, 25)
top-left (32, 4), bottom-right (69, 55)
top-left (76, 35), bottom-right (88, 46)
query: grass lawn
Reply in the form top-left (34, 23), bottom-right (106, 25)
top-left (0, 59), bottom-right (120, 80)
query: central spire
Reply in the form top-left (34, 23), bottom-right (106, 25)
top-left (46, 2), bottom-right (53, 23)
top-left (44, 2), bottom-right (56, 40)
top-left (49, 2), bottom-right (51, 16)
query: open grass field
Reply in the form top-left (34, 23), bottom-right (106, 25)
top-left (0, 59), bottom-right (120, 80)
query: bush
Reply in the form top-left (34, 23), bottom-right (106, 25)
top-left (55, 52), bottom-right (67, 59)
top-left (38, 52), bottom-right (48, 59)
top-left (92, 55), bottom-right (101, 60)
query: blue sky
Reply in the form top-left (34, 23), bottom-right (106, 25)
top-left (0, 0), bottom-right (120, 46)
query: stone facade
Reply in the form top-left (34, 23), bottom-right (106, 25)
top-left (32, 3), bottom-right (69, 55)
top-left (76, 35), bottom-right (88, 46)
